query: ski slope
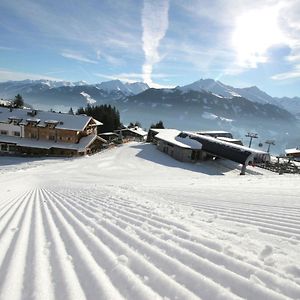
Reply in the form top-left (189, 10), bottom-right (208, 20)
top-left (0, 143), bottom-right (300, 300)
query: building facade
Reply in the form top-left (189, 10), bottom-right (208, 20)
top-left (0, 107), bottom-right (106, 156)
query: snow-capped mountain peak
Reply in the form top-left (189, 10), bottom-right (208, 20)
top-left (96, 80), bottom-right (149, 95)
top-left (179, 79), bottom-right (242, 99)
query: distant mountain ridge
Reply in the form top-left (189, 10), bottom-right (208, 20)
top-left (178, 79), bottom-right (300, 116)
top-left (0, 78), bottom-right (299, 152)
top-left (0, 78), bottom-right (299, 118)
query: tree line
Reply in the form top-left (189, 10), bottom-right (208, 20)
top-left (76, 104), bottom-right (121, 133)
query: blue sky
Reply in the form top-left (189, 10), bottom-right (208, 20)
top-left (0, 0), bottom-right (300, 97)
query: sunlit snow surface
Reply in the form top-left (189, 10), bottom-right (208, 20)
top-left (0, 143), bottom-right (300, 300)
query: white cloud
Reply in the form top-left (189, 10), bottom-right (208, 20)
top-left (176, 0), bottom-right (300, 74)
top-left (61, 51), bottom-right (98, 64)
top-left (0, 0), bottom-right (141, 58)
top-left (94, 72), bottom-right (172, 85)
top-left (141, 0), bottom-right (169, 85)
top-left (95, 73), bottom-right (140, 83)
top-left (271, 65), bottom-right (300, 80)
top-left (0, 69), bottom-right (61, 82)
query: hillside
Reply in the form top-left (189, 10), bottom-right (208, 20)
top-left (0, 143), bottom-right (300, 299)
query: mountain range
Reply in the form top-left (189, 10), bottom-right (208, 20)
top-left (0, 78), bottom-right (299, 114)
top-left (0, 78), bottom-right (299, 152)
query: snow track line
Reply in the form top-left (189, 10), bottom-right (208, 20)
top-left (78, 191), bottom-right (190, 232)
top-left (0, 193), bottom-right (22, 213)
top-left (40, 190), bottom-right (124, 300)
top-left (49, 190), bottom-right (239, 300)
top-left (191, 203), bottom-right (300, 225)
top-left (41, 192), bottom-right (90, 300)
top-left (194, 205), bottom-right (300, 227)
top-left (0, 190), bottom-right (33, 269)
top-left (32, 189), bottom-right (55, 300)
top-left (50, 189), bottom-right (298, 300)
top-left (169, 198), bottom-right (300, 240)
top-left (0, 191), bottom-right (31, 234)
top-left (0, 189), bottom-right (35, 300)
top-left (58, 189), bottom-right (300, 290)
top-left (64, 192), bottom-right (298, 300)
top-left (70, 191), bottom-right (223, 251)
top-left (46, 190), bottom-right (201, 300)
top-left (41, 189), bottom-right (162, 300)
top-left (72, 197), bottom-right (300, 298)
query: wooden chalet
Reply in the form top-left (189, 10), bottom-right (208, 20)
top-left (115, 126), bottom-right (148, 142)
top-left (99, 132), bottom-right (119, 143)
top-left (0, 107), bottom-right (106, 156)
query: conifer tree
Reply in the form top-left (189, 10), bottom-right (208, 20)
top-left (13, 94), bottom-right (24, 108)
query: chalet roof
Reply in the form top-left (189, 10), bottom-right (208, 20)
top-left (196, 130), bottom-right (231, 135)
top-left (155, 129), bottom-right (202, 149)
top-left (0, 134), bottom-right (106, 152)
top-left (285, 148), bottom-right (300, 155)
top-left (0, 107), bottom-right (102, 131)
top-left (125, 127), bottom-right (148, 136)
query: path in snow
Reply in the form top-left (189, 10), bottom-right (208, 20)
top-left (0, 143), bottom-right (300, 300)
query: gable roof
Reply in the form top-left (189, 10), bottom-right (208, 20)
top-left (0, 107), bottom-right (102, 131)
top-left (155, 129), bottom-right (202, 149)
top-left (119, 126), bottom-right (148, 137)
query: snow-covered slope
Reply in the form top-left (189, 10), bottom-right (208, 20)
top-left (95, 80), bottom-right (149, 95)
top-left (0, 79), bottom-right (149, 99)
top-left (0, 143), bottom-right (299, 300)
top-left (179, 79), bottom-right (277, 104)
top-left (179, 79), bottom-right (241, 99)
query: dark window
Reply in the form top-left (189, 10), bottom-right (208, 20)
top-left (1, 144), bottom-right (8, 151)
top-left (8, 145), bottom-right (17, 152)
top-left (0, 130), bottom-right (8, 135)
top-left (14, 131), bottom-right (20, 137)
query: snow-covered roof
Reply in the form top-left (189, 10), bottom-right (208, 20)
top-left (216, 137), bottom-right (242, 143)
top-left (0, 134), bottom-right (106, 151)
top-left (185, 132), bottom-right (268, 155)
top-left (0, 107), bottom-right (102, 131)
top-left (155, 129), bottom-right (202, 149)
top-left (123, 126), bottom-right (148, 136)
top-left (196, 130), bottom-right (232, 135)
top-left (285, 148), bottom-right (300, 155)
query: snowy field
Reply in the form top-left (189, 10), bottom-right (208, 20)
top-left (0, 142), bottom-right (300, 300)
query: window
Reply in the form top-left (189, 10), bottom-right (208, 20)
top-left (14, 131), bottom-right (20, 137)
top-left (30, 133), bottom-right (37, 139)
top-left (1, 144), bottom-right (8, 151)
top-left (0, 130), bottom-right (8, 135)
top-left (8, 145), bottom-right (17, 152)
top-left (49, 135), bottom-right (55, 141)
